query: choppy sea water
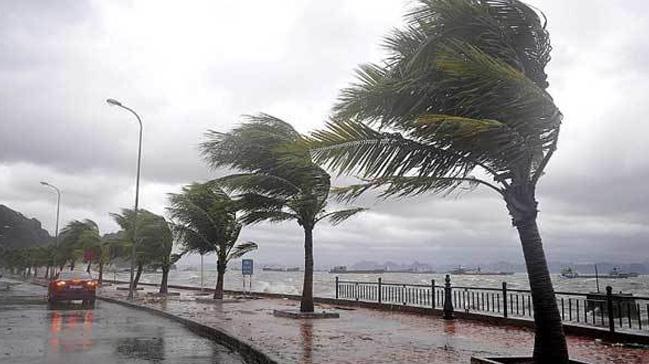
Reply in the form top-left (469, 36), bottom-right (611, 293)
top-left (107, 269), bottom-right (649, 298)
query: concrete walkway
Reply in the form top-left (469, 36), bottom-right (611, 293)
top-left (101, 284), bottom-right (649, 364)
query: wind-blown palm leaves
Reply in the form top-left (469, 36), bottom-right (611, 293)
top-left (200, 115), bottom-right (365, 312)
top-left (167, 182), bottom-right (257, 299)
top-left (136, 214), bottom-right (180, 294)
top-left (110, 209), bottom-right (173, 289)
top-left (308, 0), bottom-right (567, 361)
top-left (59, 219), bottom-right (101, 272)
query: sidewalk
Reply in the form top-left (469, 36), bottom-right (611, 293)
top-left (100, 284), bottom-right (649, 364)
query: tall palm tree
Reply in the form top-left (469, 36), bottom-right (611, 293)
top-left (307, 1), bottom-right (567, 362)
top-left (167, 182), bottom-right (257, 299)
top-left (200, 115), bottom-right (365, 312)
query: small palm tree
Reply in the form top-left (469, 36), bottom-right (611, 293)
top-left (136, 214), bottom-right (181, 294)
top-left (308, 0), bottom-right (568, 361)
top-left (59, 219), bottom-right (100, 272)
top-left (200, 115), bottom-right (365, 312)
top-left (167, 182), bottom-right (257, 299)
top-left (110, 209), bottom-right (171, 289)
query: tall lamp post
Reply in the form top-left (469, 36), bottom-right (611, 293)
top-left (106, 98), bottom-right (143, 301)
top-left (40, 181), bottom-right (61, 278)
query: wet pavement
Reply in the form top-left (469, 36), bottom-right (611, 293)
top-left (100, 284), bottom-right (649, 364)
top-left (0, 279), bottom-right (245, 363)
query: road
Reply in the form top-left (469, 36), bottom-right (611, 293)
top-left (0, 279), bottom-right (245, 363)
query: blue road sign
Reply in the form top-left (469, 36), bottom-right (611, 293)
top-left (242, 259), bottom-right (253, 275)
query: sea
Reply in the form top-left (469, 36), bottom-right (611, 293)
top-left (107, 268), bottom-right (649, 298)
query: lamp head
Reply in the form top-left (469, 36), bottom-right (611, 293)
top-left (106, 98), bottom-right (122, 107)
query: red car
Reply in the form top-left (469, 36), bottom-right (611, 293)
top-left (48, 271), bottom-right (97, 305)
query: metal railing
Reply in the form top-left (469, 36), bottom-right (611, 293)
top-left (335, 275), bottom-right (649, 334)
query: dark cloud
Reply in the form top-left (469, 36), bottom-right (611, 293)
top-left (1, 0), bottom-right (648, 266)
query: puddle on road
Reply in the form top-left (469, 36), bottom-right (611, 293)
top-left (116, 337), bottom-right (165, 361)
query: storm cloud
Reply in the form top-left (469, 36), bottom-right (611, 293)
top-left (1, 0), bottom-right (648, 267)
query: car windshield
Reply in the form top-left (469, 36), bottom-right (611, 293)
top-left (58, 271), bottom-right (93, 280)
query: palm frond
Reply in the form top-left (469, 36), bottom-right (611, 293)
top-left (228, 241), bottom-right (258, 260)
top-left (317, 207), bottom-right (367, 225)
top-left (308, 118), bottom-right (477, 178)
top-left (239, 210), bottom-right (298, 225)
top-left (332, 175), bottom-right (500, 202)
top-left (217, 173), bottom-right (300, 197)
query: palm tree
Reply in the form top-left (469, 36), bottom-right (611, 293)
top-left (136, 213), bottom-right (181, 294)
top-left (307, 1), bottom-right (567, 362)
top-left (167, 182), bottom-right (257, 299)
top-left (59, 219), bottom-right (101, 272)
top-left (110, 209), bottom-right (170, 289)
top-left (200, 115), bottom-right (365, 312)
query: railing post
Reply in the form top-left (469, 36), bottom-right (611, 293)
top-left (431, 279), bottom-right (436, 309)
top-left (355, 282), bottom-right (359, 301)
top-left (378, 277), bottom-right (382, 304)
top-left (606, 286), bottom-right (615, 333)
top-left (443, 274), bottom-right (454, 320)
top-left (335, 276), bottom-right (339, 299)
top-left (502, 282), bottom-right (508, 318)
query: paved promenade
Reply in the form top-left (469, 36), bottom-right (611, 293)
top-left (100, 284), bottom-right (649, 364)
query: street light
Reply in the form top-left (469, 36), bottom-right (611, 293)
top-left (41, 181), bottom-right (61, 278)
top-left (106, 98), bottom-right (143, 301)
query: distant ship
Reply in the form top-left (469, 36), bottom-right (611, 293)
top-left (560, 267), bottom-right (579, 278)
top-left (329, 266), bottom-right (385, 274)
top-left (448, 266), bottom-right (514, 276)
top-left (561, 266), bottom-right (639, 279)
top-left (262, 267), bottom-right (300, 272)
top-left (329, 266), bottom-right (435, 274)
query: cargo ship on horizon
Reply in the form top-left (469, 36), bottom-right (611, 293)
top-left (448, 266), bottom-right (514, 276)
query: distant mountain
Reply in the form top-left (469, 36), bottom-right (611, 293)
top-left (0, 204), bottom-right (52, 250)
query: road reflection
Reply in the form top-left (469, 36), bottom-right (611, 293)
top-left (48, 303), bottom-right (95, 354)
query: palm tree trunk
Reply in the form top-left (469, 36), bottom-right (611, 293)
top-left (133, 263), bottom-right (143, 289)
top-left (98, 262), bottom-right (104, 284)
top-left (159, 267), bottom-right (169, 294)
top-left (506, 185), bottom-right (569, 363)
top-left (300, 226), bottom-right (314, 313)
top-left (45, 265), bottom-right (50, 279)
top-left (214, 259), bottom-right (226, 299)
top-left (516, 218), bottom-right (569, 363)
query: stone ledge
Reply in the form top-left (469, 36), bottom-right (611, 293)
top-left (146, 292), bottom-right (181, 297)
top-left (471, 356), bottom-right (589, 364)
top-left (195, 297), bottom-right (242, 304)
top-left (272, 309), bottom-right (340, 319)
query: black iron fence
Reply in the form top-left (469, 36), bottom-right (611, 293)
top-left (335, 275), bottom-right (649, 334)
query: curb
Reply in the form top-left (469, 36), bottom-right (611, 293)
top-left (97, 295), bottom-right (280, 364)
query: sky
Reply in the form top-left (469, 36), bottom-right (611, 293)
top-left (1, 0), bottom-right (648, 267)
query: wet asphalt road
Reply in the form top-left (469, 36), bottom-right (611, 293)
top-left (0, 279), bottom-right (245, 364)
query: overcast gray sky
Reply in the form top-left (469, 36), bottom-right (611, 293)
top-left (1, 0), bottom-right (648, 267)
